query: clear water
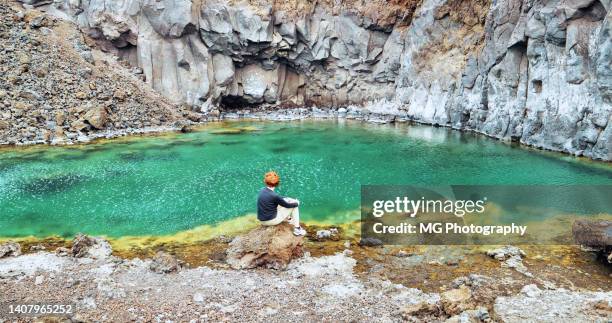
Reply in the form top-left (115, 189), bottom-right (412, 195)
top-left (0, 120), bottom-right (611, 238)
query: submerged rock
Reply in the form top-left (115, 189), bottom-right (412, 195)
top-left (149, 251), bottom-right (183, 273)
top-left (70, 233), bottom-right (112, 259)
top-left (226, 222), bottom-right (304, 270)
top-left (0, 241), bottom-right (22, 258)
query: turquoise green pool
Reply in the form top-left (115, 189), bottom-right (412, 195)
top-left (0, 120), bottom-right (611, 238)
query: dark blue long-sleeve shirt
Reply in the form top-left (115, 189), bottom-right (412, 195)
top-left (257, 187), bottom-right (299, 221)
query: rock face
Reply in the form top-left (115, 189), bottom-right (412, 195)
top-left (70, 233), bottom-right (112, 259)
top-left (0, 241), bottom-right (22, 258)
top-left (11, 0), bottom-right (612, 160)
top-left (226, 222), bottom-right (304, 270)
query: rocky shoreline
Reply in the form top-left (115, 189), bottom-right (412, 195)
top-left (34, 0), bottom-right (612, 160)
top-left (1, 229), bottom-right (611, 322)
top-left (4, 105), bottom-right (612, 164)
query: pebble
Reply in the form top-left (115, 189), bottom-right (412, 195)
top-left (396, 250), bottom-right (411, 257)
top-left (193, 293), bottom-right (204, 303)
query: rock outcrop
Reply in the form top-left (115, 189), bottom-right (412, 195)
top-left (8, 0), bottom-right (612, 160)
top-left (494, 284), bottom-right (612, 322)
top-left (70, 233), bottom-right (112, 259)
top-left (486, 245), bottom-right (533, 277)
top-left (573, 219), bottom-right (611, 264)
top-left (149, 251), bottom-right (184, 273)
top-left (0, 241), bottom-right (22, 258)
top-left (440, 285), bottom-right (475, 316)
top-left (226, 222), bottom-right (304, 270)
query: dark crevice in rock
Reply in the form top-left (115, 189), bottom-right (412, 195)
top-left (219, 95), bottom-right (261, 110)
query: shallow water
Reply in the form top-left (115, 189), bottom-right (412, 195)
top-left (0, 120), bottom-right (611, 238)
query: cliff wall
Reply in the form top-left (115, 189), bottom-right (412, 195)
top-left (15, 0), bottom-right (612, 159)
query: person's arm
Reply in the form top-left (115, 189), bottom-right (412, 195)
top-left (276, 194), bottom-right (299, 208)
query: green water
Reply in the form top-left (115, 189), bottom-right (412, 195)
top-left (0, 121), bottom-right (611, 238)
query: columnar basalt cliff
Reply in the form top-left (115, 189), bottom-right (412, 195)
top-left (10, 0), bottom-right (612, 159)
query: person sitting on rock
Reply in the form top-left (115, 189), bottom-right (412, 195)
top-left (257, 171), bottom-right (307, 236)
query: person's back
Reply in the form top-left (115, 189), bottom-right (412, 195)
top-left (257, 171), bottom-right (306, 236)
top-left (257, 187), bottom-right (295, 221)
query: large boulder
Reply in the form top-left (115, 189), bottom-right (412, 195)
top-left (573, 220), bottom-right (611, 264)
top-left (0, 241), bottom-right (22, 258)
top-left (226, 222), bottom-right (304, 270)
top-left (573, 220), bottom-right (611, 248)
top-left (83, 106), bottom-right (107, 130)
top-left (70, 233), bottom-right (112, 259)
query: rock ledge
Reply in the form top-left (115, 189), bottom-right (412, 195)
top-left (226, 222), bottom-right (304, 270)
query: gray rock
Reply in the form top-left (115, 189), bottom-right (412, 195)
top-left (193, 292), bottom-right (205, 303)
top-left (30, 244), bottom-right (46, 251)
top-left (71, 233), bottom-right (112, 259)
top-left (485, 245), bottom-right (526, 260)
top-left (83, 106), bottom-right (107, 130)
top-left (18, 0), bottom-right (51, 7)
top-left (55, 247), bottom-right (70, 257)
top-left (494, 286), bottom-right (612, 322)
top-left (240, 64), bottom-right (269, 103)
top-left (142, 0), bottom-right (195, 38)
top-left (212, 54), bottom-right (234, 86)
top-left (149, 251), bottom-right (183, 273)
top-left (0, 241), bottom-right (22, 258)
top-left (486, 246), bottom-right (532, 277)
top-left (358, 237), bottom-right (383, 247)
top-left (316, 228), bottom-right (338, 240)
top-left (596, 10), bottom-right (612, 103)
